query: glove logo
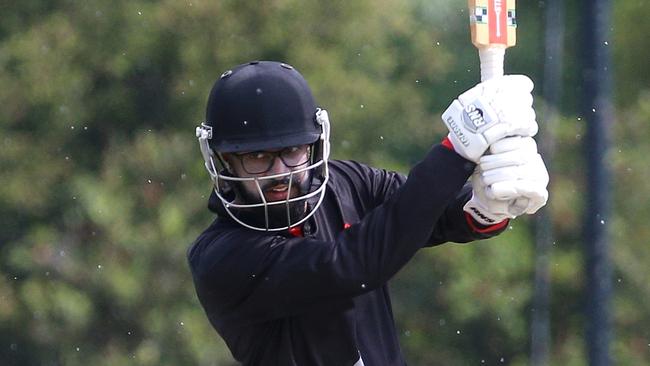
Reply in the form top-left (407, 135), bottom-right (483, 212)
top-left (445, 116), bottom-right (470, 147)
top-left (462, 98), bottom-right (495, 132)
top-left (468, 207), bottom-right (496, 224)
top-left (463, 104), bottom-right (486, 132)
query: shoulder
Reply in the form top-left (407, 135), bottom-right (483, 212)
top-left (328, 159), bottom-right (377, 177)
top-left (326, 159), bottom-right (375, 198)
top-left (187, 219), bottom-right (283, 281)
top-left (328, 159), bottom-right (401, 187)
top-left (329, 159), bottom-right (405, 192)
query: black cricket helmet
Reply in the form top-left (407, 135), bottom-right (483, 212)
top-left (196, 61), bottom-right (331, 231)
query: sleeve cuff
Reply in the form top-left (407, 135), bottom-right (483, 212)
top-left (441, 136), bottom-right (454, 151)
top-left (464, 212), bottom-right (509, 234)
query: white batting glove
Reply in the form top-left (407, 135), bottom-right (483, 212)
top-left (479, 136), bottom-right (549, 216)
top-left (464, 136), bottom-right (549, 224)
top-left (441, 75), bottom-right (538, 162)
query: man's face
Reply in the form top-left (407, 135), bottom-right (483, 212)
top-left (222, 145), bottom-right (311, 203)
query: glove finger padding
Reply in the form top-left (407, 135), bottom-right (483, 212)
top-left (479, 136), bottom-right (538, 171)
top-left (477, 136), bottom-right (549, 217)
top-left (497, 107), bottom-right (538, 136)
top-left (494, 183), bottom-right (548, 215)
top-left (479, 150), bottom-right (527, 171)
top-left (488, 180), bottom-right (548, 202)
top-left (485, 176), bottom-right (548, 215)
top-left (510, 197), bottom-right (531, 216)
top-left (479, 105), bottom-right (538, 145)
top-left (479, 179), bottom-right (547, 216)
top-left (489, 136), bottom-right (538, 154)
top-left (481, 166), bottom-right (522, 186)
top-left (484, 153), bottom-right (549, 200)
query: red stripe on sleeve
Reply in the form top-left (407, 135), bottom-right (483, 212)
top-left (464, 212), bottom-right (509, 234)
top-left (441, 136), bottom-right (454, 151)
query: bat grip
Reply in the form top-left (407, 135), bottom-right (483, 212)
top-left (479, 47), bottom-right (505, 81)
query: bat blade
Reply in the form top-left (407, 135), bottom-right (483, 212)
top-left (468, 0), bottom-right (517, 81)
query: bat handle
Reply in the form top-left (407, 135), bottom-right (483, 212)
top-left (479, 47), bottom-right (505, 81)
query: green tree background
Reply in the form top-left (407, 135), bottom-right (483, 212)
top-left (1, 0), bottom-right (648, 365)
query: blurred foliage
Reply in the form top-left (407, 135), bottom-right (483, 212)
top-left (1, 0), bottom-right (649, 365)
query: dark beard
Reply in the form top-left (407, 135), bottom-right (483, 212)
top-left (233, 199), bottom-right (309, 229)
top-left (232, 174), bottom-right (314, 229)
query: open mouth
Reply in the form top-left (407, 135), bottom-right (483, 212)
top-left (264, 184), bottom-right (292, 201)
top-left (269, 184), bottom-right (289, 192)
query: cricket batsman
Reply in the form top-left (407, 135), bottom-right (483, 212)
top-left (187, 57), bottom-right (548, 365)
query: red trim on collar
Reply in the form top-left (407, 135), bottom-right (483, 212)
top-left (288, 226), bottom-right (304, 237)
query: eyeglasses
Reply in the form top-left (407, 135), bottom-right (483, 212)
top-left (232, 145), bottom-right (311, 174)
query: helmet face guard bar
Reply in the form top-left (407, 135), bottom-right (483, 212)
top-left (196, 109), bottom-right (331, 231)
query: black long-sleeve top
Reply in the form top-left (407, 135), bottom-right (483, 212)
top-left (187, 145), bottom-right (507, 365)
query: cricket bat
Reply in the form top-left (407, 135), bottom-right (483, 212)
top-left (468, 0), bottom-right (517, 81)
